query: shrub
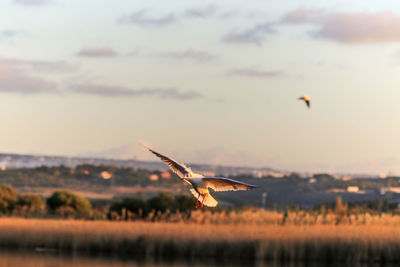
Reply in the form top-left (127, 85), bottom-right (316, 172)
top-left (0, 184), bottom-right (18, 214)
top-left (110, 197), bottom-right (147, 219)
top-left (16, 193), bottom-right (46, 216)
top-left (47, 190), bottom-right (91, 218)
top-left (175, 195), bottom-right (196, 212)
top-left (147, 193), bottom-right (177, 213)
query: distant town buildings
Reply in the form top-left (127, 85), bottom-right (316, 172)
top-left (149, 174), bottom-right (159, 181)
top-left (379, 173), bottom-right (387, 179)
top-left (380, 187), bottom-right (400, 195)
top-left (0, 152), bottom-right (395, 181)
top-left (251, 170), bottom-right (286, 178)
top-left (308, 178), bottom-right (317, 183)
top-left (347, 186), bottom-right (359, 193)
top-left (326, 186), bottom-right (365, 194)
top-left (100, 171), bottom-right (113, 179)
top-left (161, 172), bottom-right (171, 179)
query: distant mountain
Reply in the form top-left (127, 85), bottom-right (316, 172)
top-left (0, 152), bottom-right (287, 178)
top-left (80, 143), bottom-right (155, 161)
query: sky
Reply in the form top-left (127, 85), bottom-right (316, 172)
top-left (2, 0), bottom-right (400, 174)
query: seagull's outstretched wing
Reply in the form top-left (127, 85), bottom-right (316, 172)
top-left (203, 177), bottom-right (256, 192)
top-left (146, 148), bottom-right (192, 178)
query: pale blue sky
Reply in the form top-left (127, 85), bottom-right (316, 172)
top-left (2, 0), bottom-right (400, 174)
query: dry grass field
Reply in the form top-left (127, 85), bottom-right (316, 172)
top-left (1, 209), bottom-right (400, 264)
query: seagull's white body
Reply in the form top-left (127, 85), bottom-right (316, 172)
top-left (298, 95), bottom-right (311, 108)
top-left (145, 147), bottom-right (256, 207)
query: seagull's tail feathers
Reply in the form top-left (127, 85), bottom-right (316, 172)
top-left (189, 188), bottom-right (218, 207)
top-left (203, 193), bottom-right (218, 207)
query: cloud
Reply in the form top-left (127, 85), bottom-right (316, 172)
top-left (161, 49), bottom-right (216, 62)
top-left (76, 48), bottom-right (118, 58)
top-left (13, 0), bottom-right (50, 6)
top-left (5, 58), bottom-right (77, 74)
top-left (222, 22), bottom-right (276, 45)
top-left (282, 8), bottom-right (400, 44)
top-left (0, 57), bottom-right (58, 94)
top-left (0, 56), bottom-right (203, 100)
top-left (183, 4), bottom-right (219, 18)
top-left (0, 30), bottom-right (25, 39)
top-left (218, 10), bottom-right (242, 20)
top-left (227, 67), bottom-right (283, 78)
top-left (118, 9), bottom-right (177, 27)
top-left (69, 83), bottom-right (204, 100)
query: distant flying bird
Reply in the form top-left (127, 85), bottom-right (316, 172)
top-left (145, 146), bottom-right (256, 208)
top-left (298, 95), bottom-right (311, 108)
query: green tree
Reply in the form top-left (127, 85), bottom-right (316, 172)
top-left (110, 197), bottom-right (147, 218)
top-left (0, 184), bottom-right (18, 214)
top-left (47, 190), bottom-right (91, 217)
top-left (16, 193), bottom-right (46, 216)
top-left (175, 195), bottom-right (196, 212)
top-left (147, 192), bottom-right (177, 212)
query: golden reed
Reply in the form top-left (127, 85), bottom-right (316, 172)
top-left (0, 214), bottom-right (399, 263)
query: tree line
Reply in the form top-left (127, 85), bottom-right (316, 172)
top-left (0, 184), bottom-right (197, 220)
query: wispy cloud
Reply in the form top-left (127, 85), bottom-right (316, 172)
top-left (118, 9), bottom-right (177, 27)
top-left (160, 49), bottom-right (216, 62)
top-left (69, 83), bottom-right (204, 100)
top-left (228, 67), bottom-right (283, 78)
top-left (5, 58), bottom-right (77, 74)
top-left (0, 30), bottom-right (25, 39)
top-left (13, 0), bottom-right (50, 6)
top-left (222, 22), bottom-right (276, 45)
top-left (76, 48), bottom-right (118, 58)
top-left (0, 55), bottom-right (203, 100)
top-left (219, 10), bottom-right (240, 20)
top-left (282, 8), bottom-right (400, 44)
top-left (183, 4), bottom-right (219, 19)
top-left (118, 5), bottom-right (243, 28)
top-left (0, 75), bottom-right (56, 94)
top-left (0, 58), bottom-right (58, 94)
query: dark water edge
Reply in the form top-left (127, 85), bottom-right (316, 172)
top-left (0, 249), bottom-right (397, 267)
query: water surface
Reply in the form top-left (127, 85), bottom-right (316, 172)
top-left (0, 249), bottom-right (393, 267)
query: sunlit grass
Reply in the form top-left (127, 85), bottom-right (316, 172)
top-left (0, 216), bottom-right (400, 263)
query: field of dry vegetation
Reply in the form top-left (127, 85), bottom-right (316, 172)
top-left (1, 208), bottom-right (400, 264)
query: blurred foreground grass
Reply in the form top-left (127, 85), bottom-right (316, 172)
top-left (1, 215), bottom-right (400, 264)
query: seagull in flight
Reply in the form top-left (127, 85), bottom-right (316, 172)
top-left (298, 95), bottom-right (311, 108)
top-left (145, 146), bottom-right (256, 208)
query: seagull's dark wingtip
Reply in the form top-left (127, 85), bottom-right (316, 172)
top-left (248, 184), bottom-right (257, 190)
